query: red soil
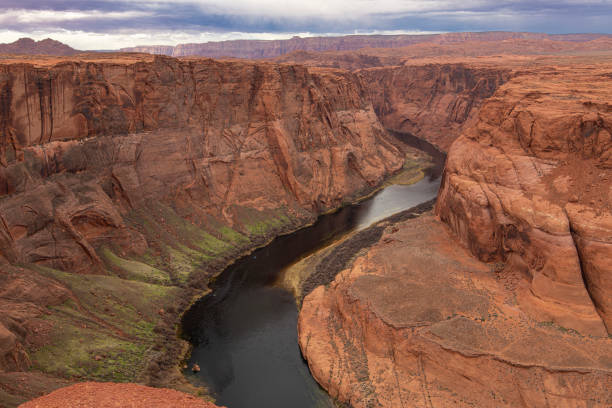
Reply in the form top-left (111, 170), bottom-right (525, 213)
top-left (18, 382), bottom-right (221, 408)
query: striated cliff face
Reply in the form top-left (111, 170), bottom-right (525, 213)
top-left (299, 62), bottom-right (612, 407)
top-left (0, 54), bottom-right (403, 405)
top-left (0, 55), bottom-right (402, 273)
top-left (360, 64), bottom-right (511, 150)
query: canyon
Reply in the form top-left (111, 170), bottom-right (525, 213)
top-left (0, 52), bottom-right (403, 406)
top-left (0, 35), bottom-right (610, 408)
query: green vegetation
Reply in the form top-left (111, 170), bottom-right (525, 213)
top-left (537, 320), bottom-right (582, 336)
top-left (384, 155), bottom-right (428, 187)
top-left (31, 302), bottom-right (150, 382)
top-left (30, 266), bottom-right (182, 382)
top-left (25, 200), bottom-right (301, 384)
top-left (233, 205), bottom-right (293, 238)
top-left (101, 248), bottom-right (171, 285)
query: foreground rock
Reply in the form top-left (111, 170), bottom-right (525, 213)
top-left (18, 382), bottom-right (221, 408)
top-left (299, 215), bottom-right (612, 407)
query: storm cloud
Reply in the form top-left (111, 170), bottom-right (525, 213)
top-left (0, 0), bottom-right (611, 49)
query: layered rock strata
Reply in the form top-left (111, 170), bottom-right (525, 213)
top-left (360, 64), bottom-right (511, 150)
top-left (120, 32), bottom-right (612, 59)
top-left (0, 54), bottom-right (403, 405)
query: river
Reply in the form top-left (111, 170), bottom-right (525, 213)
top-left (181, 133), bottom-right (445, 408)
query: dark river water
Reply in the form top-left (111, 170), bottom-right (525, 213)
top-left (181, 133), bottom-right (445, 408)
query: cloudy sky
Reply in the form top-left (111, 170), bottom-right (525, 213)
top-left (0, 0), bottom-right (611, 50)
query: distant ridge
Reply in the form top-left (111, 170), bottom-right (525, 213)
top-left (0, 38), bottom-right (78, 56)
top-left (119, 31), bottom-right (612, 59)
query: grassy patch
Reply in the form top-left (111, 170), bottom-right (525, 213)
top-left (31, 302), bottom-right (150, 382)
top-left (384, 156), bottom-right (426, 187)
top-left (233, 206), bottom-right (293, 238)
top-left (101, 248), bottom-right (171, 285)
top-left (30, 266), bottom-right (183, 382)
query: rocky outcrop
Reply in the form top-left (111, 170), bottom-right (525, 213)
top-left (0, 38), bottom-right (78, 56)
top-left (119, 32), bottom-right (612, 59)
top-left (436, 66), bottom-right (612, 336)
top-left (360, 64), bottom-right (511, 150)
top-left (0, 262), bottom-right (70, 372)
top-left (18, 382), bottom-right (221, 407)
top-left (299, 215), bottom-right (612, 407)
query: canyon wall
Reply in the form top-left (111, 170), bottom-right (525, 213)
top-left (360, 64), bottom-right (511, 150)
top-left (299, 215), bottom-right (612, 408)
top-left (0, 54), bottom-right (403, 405)
top-left (0, 55), bottom-right (402, 273)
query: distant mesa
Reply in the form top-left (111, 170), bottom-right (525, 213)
top-left (119, 31), bottom-right (612, 59)
top-left (0, 37), bottom-right (79, 56)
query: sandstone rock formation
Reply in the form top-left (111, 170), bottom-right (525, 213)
top-left (18, 382), bottom-right (221, 408)
top-left (3, 38), bottom-right (612, 408)
top-left (360, 64), bottom-right (511, 150)
top-left (120, 32), bottom-right (612, 59)
top-left (0, 53), bottom-right (403, 405)
top-left (0, 38), bottom-right (78, 56)
top-left (299, 215), bottom-right (612, 407)
top-left (436, 66), bottom-right (612, 336)
top-left (0, 55), bottom-right (402, 273)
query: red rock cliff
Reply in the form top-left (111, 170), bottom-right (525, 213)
top-left (0, 54), bottom-right (403, 405)
top-left (0, 55), bottom-right (402, 273)
top-left (299, 60), bottom-right (612, 408)
top-left (360, 63), bottom-right (511, 150)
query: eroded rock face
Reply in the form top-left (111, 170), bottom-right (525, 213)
top-left (299, 215), bottom-right (612, 407)
top-left (299, 63), bottom-right (612, 407)
top-left (0, 261), bottom-right (70, 372)
top-left (0, 55), bottom-right (402, 274)
top-left (360, 64), bottom-right (511, 151)
top-left (436, 66), bottom-right (612, 336)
